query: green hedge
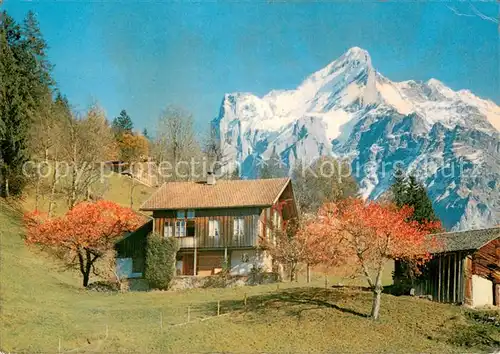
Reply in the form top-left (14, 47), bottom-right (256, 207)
top-left (144, 232), bottom-right (179, 290)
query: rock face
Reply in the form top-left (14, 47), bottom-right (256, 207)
top-left (212, 47), bottom-right (500, 231)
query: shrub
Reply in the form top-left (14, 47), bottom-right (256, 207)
top-left (202, 275), bottom-right (228, 289)
top-left (144, 232), bottom-right (179, 290)
top-left (86, 280), bottom-right (120, 292)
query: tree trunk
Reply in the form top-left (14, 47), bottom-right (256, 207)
top-left (289, 262), bottom-right (296, 282)
top-left (48, 168), bottom-right (58, 218)
top-left (370, 267), bottom-right (384, 320)
top-left (5, 177), bottom-right (9, 198)
top-left (35, 177), bottom-right (41, 211)
top-left (306, 264), bottom-right (311, 283)
top-left (70, 166), bottom-right (77, 209)
top-left (78, 248), bottom-right (95, 287)
top-left (69, 141), bottom-right (78, 209)
top-left (83, 269), bottom-right (90, 287)
top-left (371, 288), bottom-right (382, 320)
top-left (129, 175), bottom-right (135, 209)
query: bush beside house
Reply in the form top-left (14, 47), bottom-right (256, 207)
top-left (145, 232), bottom-right (179, 290)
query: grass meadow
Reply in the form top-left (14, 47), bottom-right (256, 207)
top-left (1, 183), bottom-right (499, 353)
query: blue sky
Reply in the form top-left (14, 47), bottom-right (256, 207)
top-left (3, 1), bottom-right (499, 133)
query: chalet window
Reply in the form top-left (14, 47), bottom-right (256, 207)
top-left (164, 222), bottom-right (173, 238)
top-left (175, 220), bottom-right (186, 237)
top-left (208, 219), bottom-right (220, 238)
top-left (233, 217), bottom-right (244, 240)
top-left (186, 219), bottom-right (195, 237)
top-left (173, 210), bottom-right (195, 237)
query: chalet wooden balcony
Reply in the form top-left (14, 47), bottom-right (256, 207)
top-left (173, 234), bottom-right (255, 249)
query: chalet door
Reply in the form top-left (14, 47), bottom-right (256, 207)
top-left (183, 254), bottom-right (194, 275)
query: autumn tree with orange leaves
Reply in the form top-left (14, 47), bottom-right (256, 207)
top-left (117, 132), bottom-right (149, 164)
top-left (25, 200), bottom-right (141, 287)
top-left (304, 198), bottom-right (442, 320)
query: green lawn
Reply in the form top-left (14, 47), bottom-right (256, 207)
top-left (1, 199), bottom-right (498, 353)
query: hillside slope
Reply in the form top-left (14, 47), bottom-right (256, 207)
top-left (2, 198), bottom-right (499, 352)
top-left (22, 173), bottom-right (155, 217)
top-left (214, 47), bottom-right (500, 230)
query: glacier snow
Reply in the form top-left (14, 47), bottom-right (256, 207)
top-left (212, 47), bottom-right (500, 231)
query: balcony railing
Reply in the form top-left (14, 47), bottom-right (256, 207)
top-left (170, 234), bottom-right (254, 249)
top-left (177, 236), bottom-right (195, 248)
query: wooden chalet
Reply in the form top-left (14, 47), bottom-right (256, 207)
top-left (414, 227), bottom-right (500, 307)
top-left (117, 175), bottom-right (297, 277)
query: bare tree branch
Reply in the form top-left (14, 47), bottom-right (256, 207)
top-left (469, 3), bottom-right (499, 24)
top-left (446, 5), bottom-right (475, 18)
top-left (446, 3), bottom-right (499, 24)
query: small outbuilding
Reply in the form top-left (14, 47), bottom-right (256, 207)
top-left (414, 227), bottom-right (499, 307)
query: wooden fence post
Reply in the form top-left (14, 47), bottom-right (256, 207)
top-left (217, 300), bottom-right (220, 316)
top-left (187, 306), bottom-right (191, 322)
top-left (244, 293), bottom-right (247, 308)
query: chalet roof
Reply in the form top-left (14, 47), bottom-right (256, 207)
top-left (140, 178), bottom-right (291, 211)
top-left (115, 219), bottom-right (153, 244)
top-left (431, 227), bottom-right (500, 253)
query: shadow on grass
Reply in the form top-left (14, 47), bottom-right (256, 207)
top-left (0, 198), bottom-right (25, 228)
top-left (198, 287), bottom-right (369, 320)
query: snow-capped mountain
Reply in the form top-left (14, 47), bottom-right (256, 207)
top-left (213, 47), bottom-right (500, 231)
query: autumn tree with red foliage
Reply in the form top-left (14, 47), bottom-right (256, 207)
top-left (305, 198), bottom-right (442, 319)
top-left (25, 200), bottom-right (141, 287)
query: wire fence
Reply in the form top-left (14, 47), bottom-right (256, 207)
top-left (56, 295), bottom-right (254, 353)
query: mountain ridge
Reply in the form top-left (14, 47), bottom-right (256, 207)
top-left (213, 47), bottom-right (500, 231)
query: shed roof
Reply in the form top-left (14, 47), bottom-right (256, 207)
top-left (431, 227), bottom-right (500, 253)
top-left (140, 178), bottom-right (291, 211)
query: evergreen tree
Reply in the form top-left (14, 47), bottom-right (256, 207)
top-left (390, 172), bottom-right (438, 224)
top-left (112, 110), bottom-right (133, 136)
top-left (0, 11), bottom-right (56, 197)
top-left (142, 128), bottom-right (150, 140)
top-left (0, 28), bottom-right (30, 196)
top-left (391, 166), bottom-right (408, 207)
top-left (54, 93), bottom-right (72, 120)
top-left (22, 11), bottom-right (53, 89)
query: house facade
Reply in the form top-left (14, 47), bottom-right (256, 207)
top-left (412, 227), bottom-right (500, 307)
top-left (121, 176), bottom-right (297, 277)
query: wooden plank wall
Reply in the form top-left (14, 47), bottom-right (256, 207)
top-left (429, 242), bottom-right (499, 306)
top-left (473, 239), bottom-right (500, 283)
top-left (115, 229), bottom-right (149, 272)
top-left (419, 251), bottom-right (469, 304)
top-left (152, 208), bottom-right (262, 248)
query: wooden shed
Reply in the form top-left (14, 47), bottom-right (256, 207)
top-left (115, 219), bottom-right (152, 278)
top-left (414, 227), bottom-right (499, 307)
